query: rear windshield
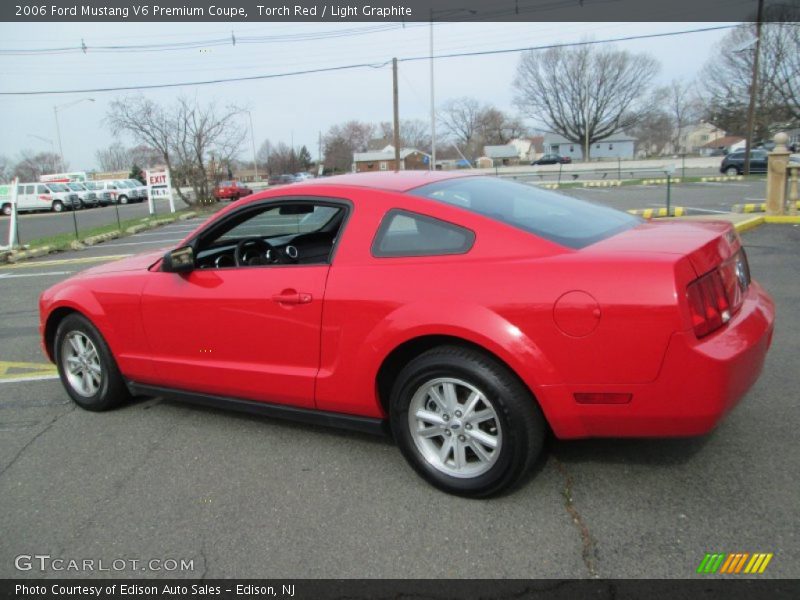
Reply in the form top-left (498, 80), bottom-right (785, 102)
top-left (410, 176), bottom-right (641, 249)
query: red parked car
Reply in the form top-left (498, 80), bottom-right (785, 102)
top-left (39, 172), bottom-right (775, 496)
top-left (213, 180), bottom-right (252, 201)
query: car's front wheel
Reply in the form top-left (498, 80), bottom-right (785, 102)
top-left (390, 345), bottom-right (546, 497)
top-left (725, 166), bottom-right (740, 176)
top-left (54, 314), bottom-right (130, 411)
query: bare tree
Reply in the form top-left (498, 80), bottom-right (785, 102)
top-left (663, 80), bottom-right (703, 152)
top-left (377, 119), bottom-right (431, 151)
top-left (476, 107), bottom-right (527, 145)
top-left (629, 106), bottom-right (673, 157)
top-left (439, 97), bottom-right (484, 157)
top-left (700, 14), bottom-right (799, 138)
top-left (13, 150), bottom-right (63, 181)
top-left (107, 95), bottom-right (245, 205)
top-left (0, 155), bottom-right (12, 183)
top-left (514, 44), bottom-right (659, 160)
top-left (95, 143), bottom-right (131, 172)
top-left (322, 120), bottom-right (376, 173)
top-left (256, 139), bottom-right (273, 171)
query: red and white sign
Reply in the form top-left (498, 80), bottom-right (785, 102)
top-left (145, 168), bottom-right (175, 214)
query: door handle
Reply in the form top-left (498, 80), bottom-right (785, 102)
top-left (271, 290), bottom-right (312, 305)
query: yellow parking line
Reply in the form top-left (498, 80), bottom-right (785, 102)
top-left (0, 360), bottom-right (58, 382)
top-left (0, 254), bottom-right (132, 270)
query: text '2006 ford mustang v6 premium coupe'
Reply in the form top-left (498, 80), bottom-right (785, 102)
top-left (39, 171), bottom-right (775, 496)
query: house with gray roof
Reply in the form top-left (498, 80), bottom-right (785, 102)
top-left (543, 132), bottom-right (637, 160)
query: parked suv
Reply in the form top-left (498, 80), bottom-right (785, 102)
top-left (2, 182), bottom-right (79, 215)
top-left (720, 149), bottom-right (768, 175)
top-left (66, 182), bottom-right (99, 208)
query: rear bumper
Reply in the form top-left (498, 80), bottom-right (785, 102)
top-left (539, 281), bottom-right (775, 439)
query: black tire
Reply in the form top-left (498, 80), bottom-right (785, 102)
top-left (54, 313), bottom-right (130, 411)
top-left (725, 166), bottom-right (740, 176)
top-left (1, 203), bottom-right (10, 216)
top-left (52, 200), bottom-right (64, 213)
top-left (119, 195), bottom-right (129, 205)
top-left (390, 345), bottom-right (546, 497)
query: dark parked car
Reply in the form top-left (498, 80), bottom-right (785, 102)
top-left (720, 149), bottom-right (768, 175)
top-left (213, 181), bottom-right (253, 201)
top-left (268, 174), bottom-right (298, 185)
top-left (532, 154), bottom-right (572, 166)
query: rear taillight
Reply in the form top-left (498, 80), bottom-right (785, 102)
top-left (686, 249), bottom-right (750, 338)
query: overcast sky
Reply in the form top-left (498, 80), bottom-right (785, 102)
top-left (0, 21), bottom-right (733, 171)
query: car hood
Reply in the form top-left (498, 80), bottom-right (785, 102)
top-left (77, 248), bottom-right (166, 277)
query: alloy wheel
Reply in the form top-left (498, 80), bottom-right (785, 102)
top-left (408, 377), bottom-right (503, 478)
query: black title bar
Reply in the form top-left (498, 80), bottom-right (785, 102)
top-left (3, 0), bottom-right (799, 22)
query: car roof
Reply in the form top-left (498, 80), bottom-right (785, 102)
top-left (294, 170), bottom-right (475, 193)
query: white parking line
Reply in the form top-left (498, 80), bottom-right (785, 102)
top-left (0, 374), bottom-right (59, 384)
top-left (0, 270), bottom-right (74, 279)
top-left (101, 239), bottom-right (182, 247)
top-left (685, 207), bottom-right (731, 214)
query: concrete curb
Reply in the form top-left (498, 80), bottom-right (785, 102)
top-left (7, 245), bottom-right (54, 263)
top-left (641, 178), bottom-right (682, 185)
top-left (733, 215), bottom-right (800, 233)
top-left (2, 210), bottom-right (200, 264)
top-left (582, 180), bottom-right (622, 188)
top-left (733, 201), bottom-right (800, 213)
top-left (627, 207), bottom-right (686, 218)
top-left (700, 175), bottom-right (745, 183)
top-left (83, 231), bottom-right (120, 246)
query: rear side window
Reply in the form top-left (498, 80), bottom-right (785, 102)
top-left (372, 209), bottom-right (475, 257)
top-left (410, 176), bottom-right (640, 249)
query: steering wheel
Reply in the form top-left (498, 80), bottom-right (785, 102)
top-left (234, 237), bottom-right (275, 267)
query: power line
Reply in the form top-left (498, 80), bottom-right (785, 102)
top-left (0, 24), bottom-right (738, 96)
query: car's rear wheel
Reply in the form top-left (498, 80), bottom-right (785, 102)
top-left (390, 345), bottom-right (546, 497)
top-left (54, 314), bottom-right (130, 411)
top-left (725, 166), bottom-right (740, 176)
top-left (1, 203), bottom-right (10, 216)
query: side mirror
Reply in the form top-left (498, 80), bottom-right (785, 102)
top-left (162, 246), bottom-right (195, 273)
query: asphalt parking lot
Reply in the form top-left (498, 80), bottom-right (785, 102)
top-left (0, 216), bottom-right (798, 579)
top-left (0, 178), bottom-right (766, 246)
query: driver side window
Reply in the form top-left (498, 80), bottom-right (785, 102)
top-left (195, 201), bottom-right (346, 269)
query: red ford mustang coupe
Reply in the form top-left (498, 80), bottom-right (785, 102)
top-left (39, 172), bottom-right (775, 496)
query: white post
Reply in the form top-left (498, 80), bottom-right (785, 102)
top-left (7, 178), bottom-right (19, 248)
top-left (166, 169), bottom-right (175, 213)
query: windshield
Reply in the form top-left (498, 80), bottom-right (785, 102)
top-left (126, 180), bottom-right (142, 187)
top-left (67, 183), bottom-right (86, 191)
top-left (410, 176), bottom-right (641, 249)
top-left (47, 183), bottom-right (69, 192)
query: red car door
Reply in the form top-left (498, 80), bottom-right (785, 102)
top-left (139, 266), bottom-right (328, 408)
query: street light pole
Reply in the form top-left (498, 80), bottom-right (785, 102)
top-left (53, 107), bottom-right (64, 170)
top-left (28, 134), bottom-right (57, 170)
top-left (53, 98), bottom-right (95, 172)
top-left (247, 111), bottom-right (259, 182)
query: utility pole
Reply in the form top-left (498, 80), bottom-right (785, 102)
top-left (318, 130), bottom-right (323, 175)
top-left (247, 111), bottom-right (258, 182)
top-left (393, 57), bottom-right (401, 171)
top-left (744, 0), bottom-right (764, 176)
top-left (429, 9), bottom-right (435, 171)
